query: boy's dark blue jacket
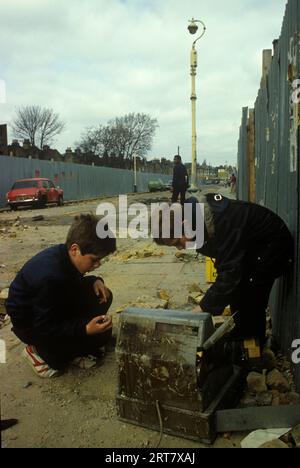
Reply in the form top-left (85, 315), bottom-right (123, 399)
top-left (6, 244), bottom-right (97, 339)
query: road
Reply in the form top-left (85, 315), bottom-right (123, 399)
top-left (0, 186), bottom-right (242, 448)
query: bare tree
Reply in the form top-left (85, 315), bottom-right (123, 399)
top-left (38, 108), bottom-right (65, 148)
top-left (12, 105), bottom-right (65, 148)
top-left (76, 113), bottom-right (158, 165)
top-left (108, 113), bottom-right (158, 159)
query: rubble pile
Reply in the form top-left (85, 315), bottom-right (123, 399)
top-left (240, 348), bottom-right (300, 409)
top-left (110, 243), bottom-right (165, 262)
top-left (0, 217), bottom-right (31, 240)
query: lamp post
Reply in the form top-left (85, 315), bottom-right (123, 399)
top-left (187, 18), bottom-right (206, 192)
top-left (133, 153), bottom-right (137, 193)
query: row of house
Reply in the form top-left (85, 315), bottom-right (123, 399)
top-left (0, 123), bottom-right (225, 180)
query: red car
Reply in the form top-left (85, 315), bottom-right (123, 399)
top-left (6, 178), bottom-right (64, 211)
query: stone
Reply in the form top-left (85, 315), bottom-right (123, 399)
top-left (256, 391), bottom-right (273, 407)
top-left (157, 289), bottom-right (170, 302)
top-left (188, 283), bottom-right (203, 293)
top-left (240, 393), bottom-right (257, 408)
top-left (175, 252), bottom-right (194, 262)
top-left (291, 424), bottom-right (300, 448)
top-left (23, 382), bottom-right (32, 389)
top-left (188, 292), bottom-right (204, 304)
top-left (272, 396), bottom-right (280, 406)
top-left (247, 371), bottom-right (267, 395)
top-left (0, 288), bottom-right (9, 300)
top-left (287, 392), bottom-right (300, 405)
top-left (259, 439), bottom-right (289, 448)
top-left (262, 348), bottom-right (277, 371)
top-left (266, 369), bottom-right (290, 393)
top-left (280, 432), bottom-right (292, 445)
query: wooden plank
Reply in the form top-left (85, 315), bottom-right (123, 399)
top-left (216, 405), bottom-right (300, 432)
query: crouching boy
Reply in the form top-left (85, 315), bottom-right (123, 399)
top-left (6, 214), bottom-right (116, 378)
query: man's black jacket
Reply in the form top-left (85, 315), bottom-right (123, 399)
top-left (6, 244), bottom-right (98, 339)
top-left (185, 195), bottom-right (293, 315)
top-left (172, 162), bottom-right (189, 188)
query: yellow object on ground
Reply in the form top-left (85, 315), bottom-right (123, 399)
top-left (206, 257), bottom-right (217, 283)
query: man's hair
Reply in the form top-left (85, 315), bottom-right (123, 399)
top-left (66, 214), bottom-right (116, 256)
top-left (174, 154), bottom-right (181, 161)
top-left (151, 204), bottom-right (184, 245)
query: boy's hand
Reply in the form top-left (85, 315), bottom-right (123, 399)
top-left (93, 279), bottom-right (110, 304)
top-left (86, 315), bottom-right (112, 336)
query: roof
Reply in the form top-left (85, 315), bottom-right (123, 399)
top-left (14, 178), bottom-right (50, 182)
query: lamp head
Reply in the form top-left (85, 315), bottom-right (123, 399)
top-left (188, 19), bottom-right (198, 35)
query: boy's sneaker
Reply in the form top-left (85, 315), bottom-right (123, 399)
top-left (71, 355), bottom-right (97, 369)
top-left (22, 345), bottom-right (61, 379)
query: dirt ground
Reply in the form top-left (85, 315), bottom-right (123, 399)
top-left (0, 188), bottom-right (245, 448)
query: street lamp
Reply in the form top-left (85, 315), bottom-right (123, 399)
top-left (133, 153), bottom-right (138, 193)
top-left (187, 18), bottom-right (206, 192)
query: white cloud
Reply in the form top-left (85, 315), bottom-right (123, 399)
top-left (0, 0), bottom-right (288, 165)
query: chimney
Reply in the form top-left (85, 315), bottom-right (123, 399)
top-left (23, 139), bottom-right (31, 149)
top-left (0, 124), bottom-right (8, 146)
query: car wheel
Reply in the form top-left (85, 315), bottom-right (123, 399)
top-left (37, 198), bottom-right (46, 209)
top-left (10, 204), bottom-right (18, 211)
top-left (57, 196), bottom-right (63, 207)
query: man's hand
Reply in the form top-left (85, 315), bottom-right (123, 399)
top-left (93, 279), bottom-right (110, 304)
top-left (86, 315), bottom-right (112, 336)
top-left (193, 305), bottom-right (203, 313)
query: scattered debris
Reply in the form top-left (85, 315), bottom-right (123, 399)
top-left (115, 295), bottom-right (169, 314)
top-left (0, 314), bottom-right (11, 329)
top-left (22, 382), bottom-right (32, 389)
top-left (291, 424), bottom-right (300, 448)
top-left (0, 288), bottom-right (9, 300)
top-left (266, 369), bottom-right (290, 393)
top-left (261, 348), bottom-right (277, 370)
top-left (111, 244), bottom-right (165, 262)
top-left (188, 291), bottom-right (204, 305)
top-left (157, 289), bottom-right (170, 303)
top-left (259, 439), bottom-right (289, 448)
top-left (32, 215), bottom-right (45, 222)
top-left (247, 372), bottom-right (268, 395)
top-left (187, 283), bottom-right (204, 293)
top-left (174, 252), bottom-right (196, 262)
top-left (241, 428), bottom-right (291, 448)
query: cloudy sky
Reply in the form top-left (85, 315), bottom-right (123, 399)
top-left (0, 0), bottom-right (288, 165)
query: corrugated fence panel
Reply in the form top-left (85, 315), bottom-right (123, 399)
top-left (0, 156), bottom-right (170, 207)
top-left (237, 0), bottom-right (300, 390)
top-left (237, 107), bottom-right (249, 200)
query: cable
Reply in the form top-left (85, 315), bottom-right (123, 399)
top-left (155, 400), bottom-right (163, 448)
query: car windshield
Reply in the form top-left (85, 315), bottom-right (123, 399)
top-left (12, 180), bottom-right (39, 189)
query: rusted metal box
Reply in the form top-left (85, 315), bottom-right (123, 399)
top-left (116, 308), bottom-right (242, 443)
